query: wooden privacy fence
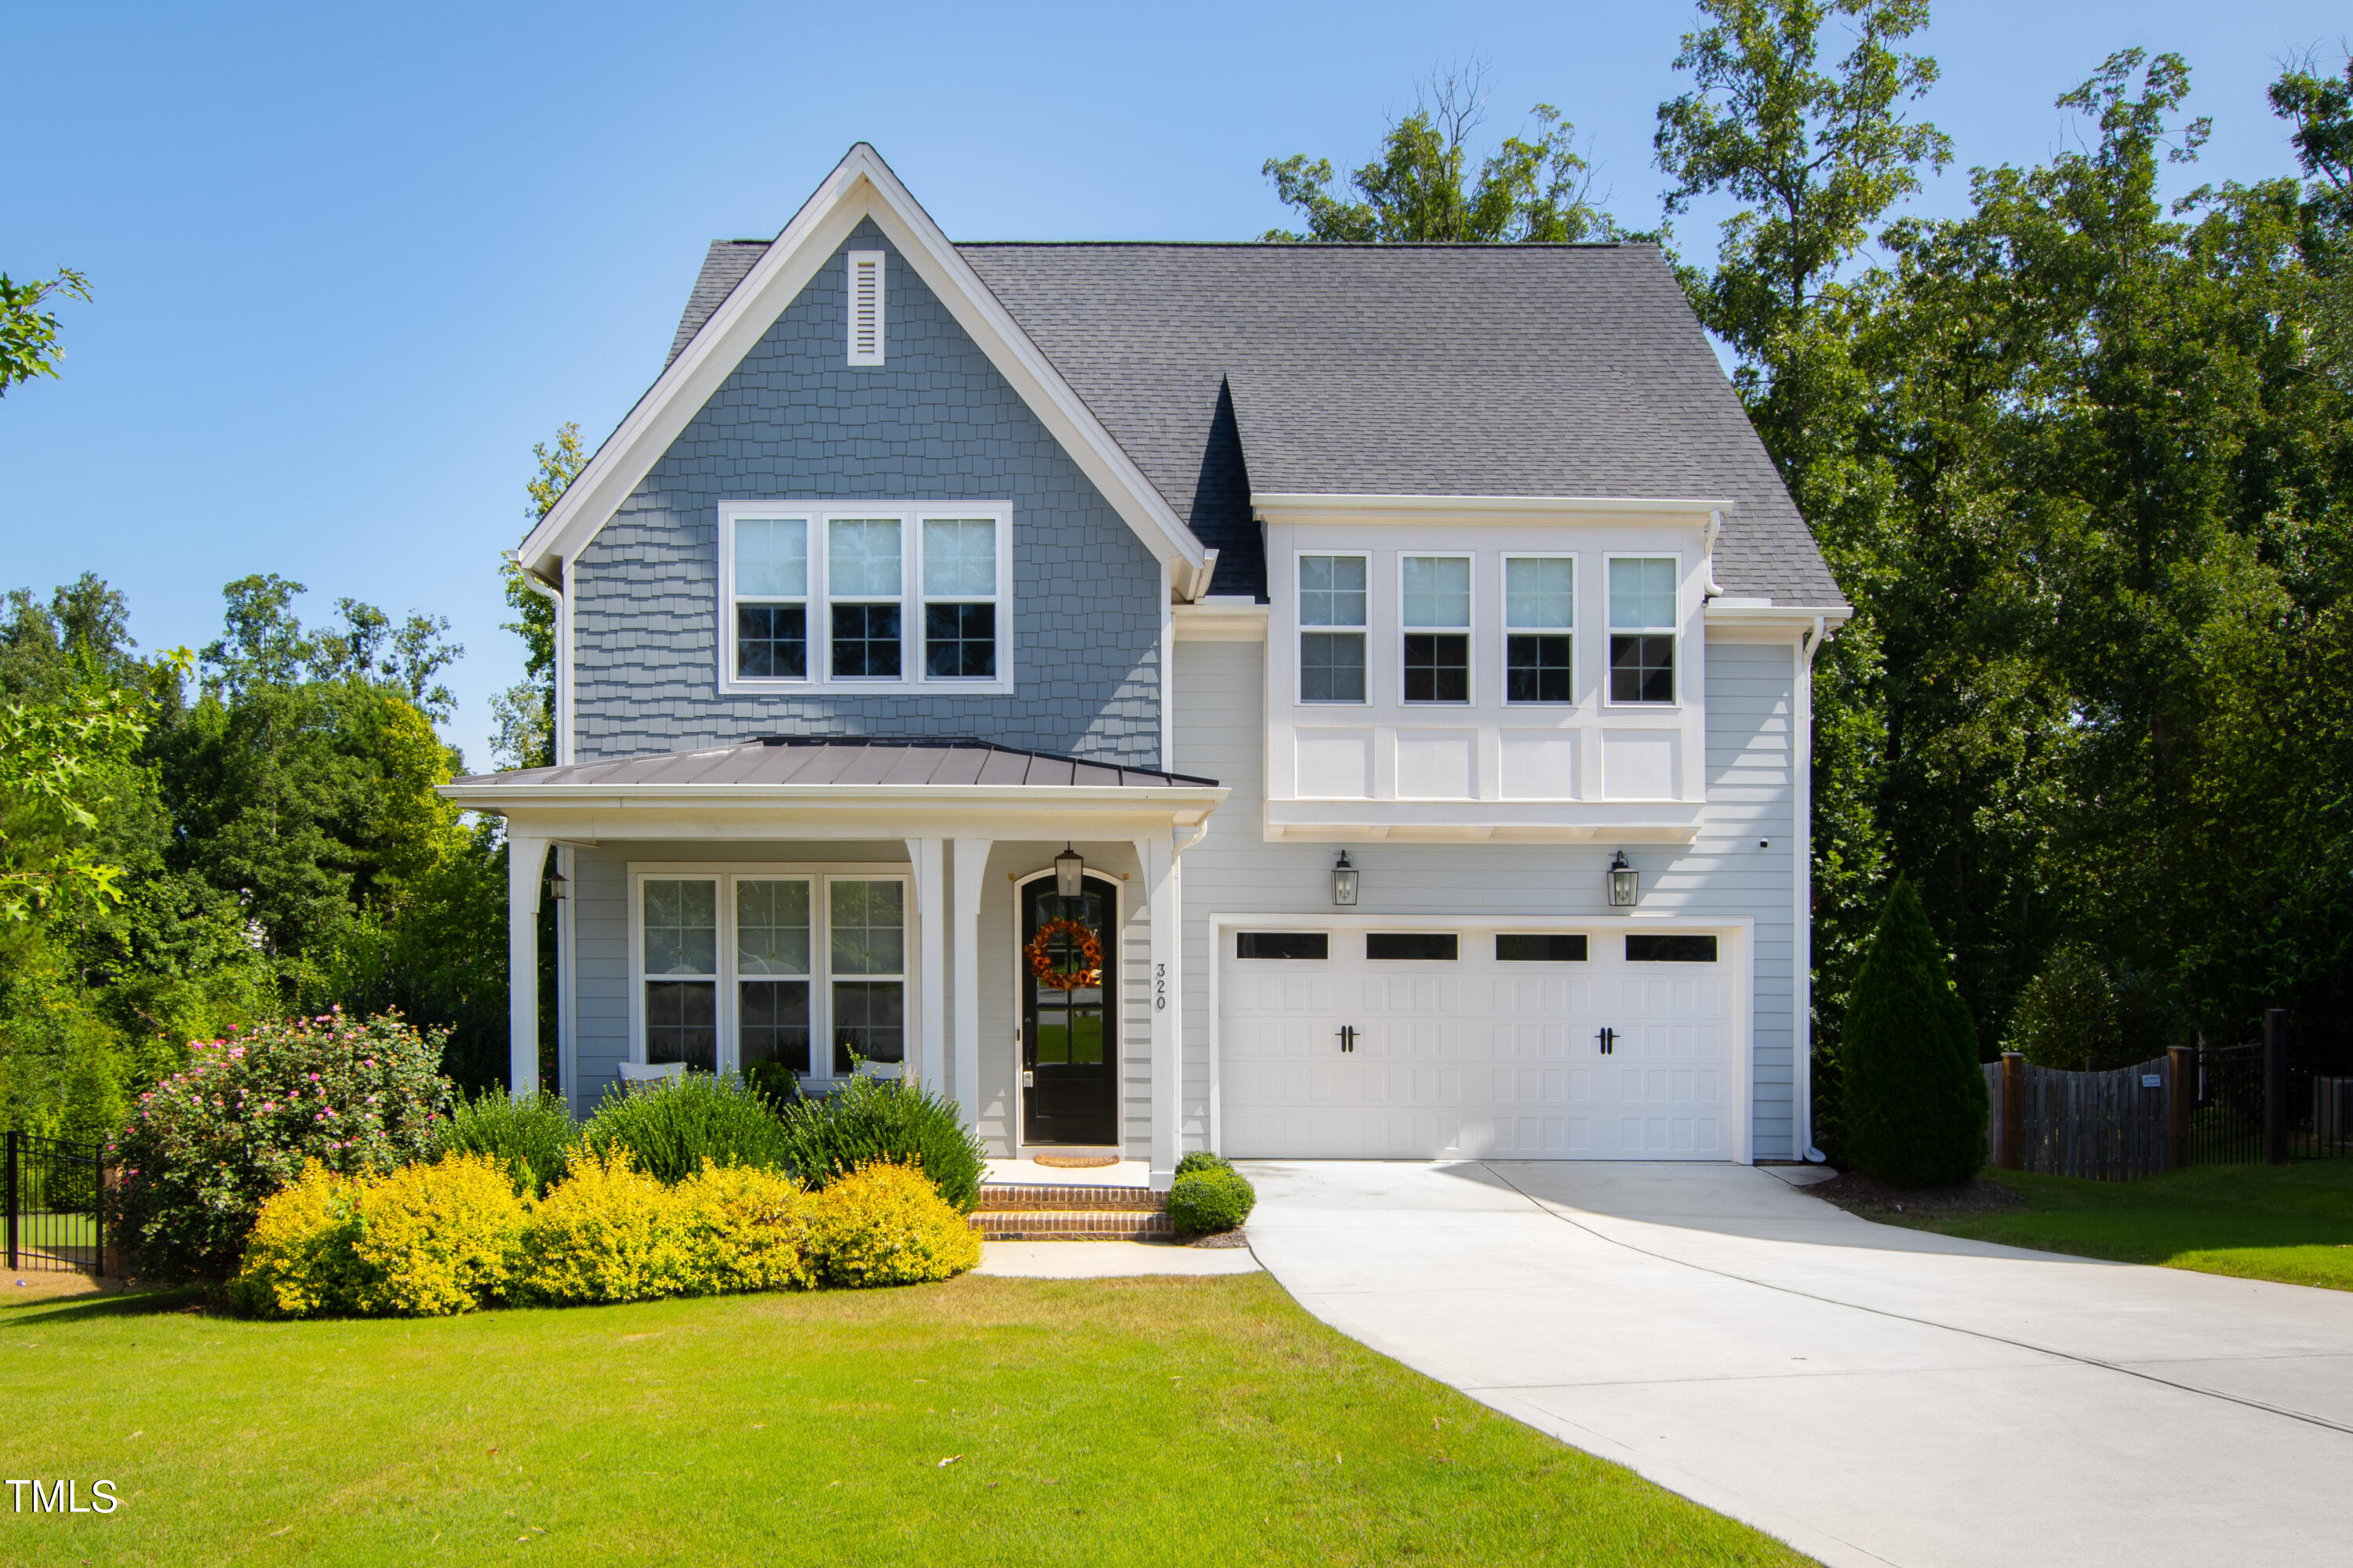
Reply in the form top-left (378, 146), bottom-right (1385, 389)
top-left (1983, 1053), bottom-right (2174, 1181)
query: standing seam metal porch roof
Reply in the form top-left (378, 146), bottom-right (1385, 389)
top-left (446, 737), bottom-right (1220, 791)
top-left (662, 238), bottom-right (1844, 609)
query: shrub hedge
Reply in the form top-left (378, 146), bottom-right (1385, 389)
top-left (351, 1155), bottom-right (526, 1315)
top-left (510, 1149), bottom-right (689, 1307)
top-left (1175, 1151), bottom-right (1235, 1179)
top-left (113, 1010), bottom-right (450, 1281)
top-left (577, 1073), bottom-right (792, 1184)
top-left (805, 1162), bottom-right (981, 1286)
top-left (1168, 1165), bottom-right (1255, 1235)
top-left (777, 1074), bottom-right (987, 1213)
top-left (435, 1088), bottom-right (574, 1196)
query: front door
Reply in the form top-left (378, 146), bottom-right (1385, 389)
top-left (1021, 875), bottom-right (1118, 1145)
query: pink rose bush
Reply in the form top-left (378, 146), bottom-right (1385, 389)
top-left (109, 1010), bottom-right (451, 1281)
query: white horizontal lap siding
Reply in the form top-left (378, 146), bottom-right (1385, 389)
top-left (1173, 635), bottom-right (1798, 1159)
top-left (570, 848), bottom-right (631, 1120)
top-left (1699, 640), bottom-right (1796, 1159)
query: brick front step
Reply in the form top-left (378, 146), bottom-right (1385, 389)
top-left (977, 1183), bottom-right (1165, 1213)
top-left (972, 1210), bottom-right (1173, 1241)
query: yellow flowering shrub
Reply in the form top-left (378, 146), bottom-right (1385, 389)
top-left (350, 1154), bottom-right (527, 1316)
top-left (675, 1164), bottom-right (814, 1294)
top-left (805, 1161), bottom-right (980, 1288)
top-left (230, 1161), bottom-right (362, 1319)
top-left (511, 1148), bottom-right (688, 1306)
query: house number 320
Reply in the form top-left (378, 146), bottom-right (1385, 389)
top-left (1155, 963), bottom-right (1167, 1010)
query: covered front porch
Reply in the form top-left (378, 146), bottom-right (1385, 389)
top-left (439, 738), bottom-right (1225, 1188)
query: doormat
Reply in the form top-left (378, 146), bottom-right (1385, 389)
top-left (1031, 1155), bottom-right (1119, 1169)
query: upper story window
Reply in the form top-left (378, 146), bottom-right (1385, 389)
top-left (1608, 556), bottom-right (1678, 705)
top-left (1401, 555), bottom-right (1470, 704)
top-left (718, 502), bottom-right (1013, 693)
top-left (1298, 553), bottom-right (1367, 704)
top-left (1504, 556), bottom-right (1573, 704)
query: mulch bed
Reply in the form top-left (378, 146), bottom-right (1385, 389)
top-left (1801, 1170), bottom-right (2028, 1218)
top-left (1184, 1228), bottom-right (1253, 1250)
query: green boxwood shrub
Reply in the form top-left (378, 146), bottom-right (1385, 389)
top-left (578, 1072), bottom-right (791, 1184)
top-left (1168, 1166), bottom-right (1255, 1235)
top-left (435, 1087), bottom-right (574, 1195)
top-left (1841, 878), bottom-right (1988, 1188)
top-left (776, 1074), bottom-right (986, 1214)
top-left (110, 1009), bottom-right (450, 1281)
top-left (1175, 1150), bottom-right (1234, 1179)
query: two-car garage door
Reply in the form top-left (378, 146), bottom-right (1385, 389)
top-left (1219, 924), bottom-right (1743, 1160)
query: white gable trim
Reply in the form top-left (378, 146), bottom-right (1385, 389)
top-left (518, 144), bottom-right (1206, 588)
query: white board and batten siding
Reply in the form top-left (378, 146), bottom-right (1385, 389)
top-left (1170, 635), bottom-right (1798, 1162)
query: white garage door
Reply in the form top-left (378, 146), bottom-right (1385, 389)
top-left (1219, 925), bottom-right (1743, 1160)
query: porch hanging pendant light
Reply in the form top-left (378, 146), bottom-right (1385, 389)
top-left (1606, 850), bottom-right (1638, 908)
top-left (1330, 850), bottom-right (1358, 907)
top-left (546, 867), bottom-right (568, 901)
top-left (1055, 843), bottom-right (1085, 900)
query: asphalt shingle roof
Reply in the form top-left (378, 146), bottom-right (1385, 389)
top-left (662, 239), bottom-right (1842, 607)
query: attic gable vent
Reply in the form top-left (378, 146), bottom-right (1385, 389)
top-left (846, 249), bottom-right (885, 366)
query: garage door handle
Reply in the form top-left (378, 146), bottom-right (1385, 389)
top-left (1337, 1024), bottom-right (1358, 1053)
top-left (1597, 1027), bottom-right (1617, 1055)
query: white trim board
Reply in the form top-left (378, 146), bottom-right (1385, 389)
top-left (517, 144), bottom-right (1208, 591)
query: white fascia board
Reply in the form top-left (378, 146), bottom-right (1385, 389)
top-left (1172, 601), bottom-right (1269, 642)
top-left (1253, 493), bottom-right (1736, 525)
top-left (518, 144), bottom-right (1203, 583)
top-left (1703, 602), bottom-right (1854, 629)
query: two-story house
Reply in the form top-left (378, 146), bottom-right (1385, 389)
top-left (442, 144), bottom-right (1849, 1189)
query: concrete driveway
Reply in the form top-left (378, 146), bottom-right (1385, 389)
top-left (1242, 1160), bottom-right (2353, 1568)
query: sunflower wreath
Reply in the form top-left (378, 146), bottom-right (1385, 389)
top-left (1026, 918), bottom-right (1104, 992)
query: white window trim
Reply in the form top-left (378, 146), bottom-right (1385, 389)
top-left (1501, 552), bottom-right (1577, 707)
top-left (846, 249), bottom-right (885, 366)
top-left (626, 864), bottom-right (916, 1085)
top-left (1294, 548), bottom-right (1370, 706)
top-left (716, 501), bottom-right (1014, 695)
top-left (1398, 551), bottom-right (1474, 706)
top-left (1603, 551), bottom-right (1682, 710)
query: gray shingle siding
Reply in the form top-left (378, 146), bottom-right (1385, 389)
top-left (573, 221), bottom-right (1164, 765)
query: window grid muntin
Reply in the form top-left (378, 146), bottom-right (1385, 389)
top-left (632, 871), bottom-right (910, 1084)
top-left (1504, 555), bottom-right (1574, 706)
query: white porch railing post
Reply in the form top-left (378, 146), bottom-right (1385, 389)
top-left (907, 838), bottom-right (946, 1093)
top-left (507, 833), bottom-right (550, 1097)
top-left (951, 839), bottom-right (990, 1129)
top-left (1136, 832), bottom-right (1179, 1191)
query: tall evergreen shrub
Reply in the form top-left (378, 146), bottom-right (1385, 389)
top-left (1840, 879), bottom-right (1988, 1187)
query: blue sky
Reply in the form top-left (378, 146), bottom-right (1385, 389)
top-left (5, 0), bottom-right (2343, 769)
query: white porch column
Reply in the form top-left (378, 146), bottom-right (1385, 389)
top-left (951, 839), bottom-right (991, 1128)
top-left (1135, 831), bottom-right (1179, 1190)
top-left (507, 832), bottom-right (550, 1097)
top-left (906, 837), bottom-right (945, 1092)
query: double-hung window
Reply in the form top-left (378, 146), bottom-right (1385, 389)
top-left (1608, 557), bottom-right (1678, 704)
top-left (828, 518), bottom-right (903, 679)
top-left (635, 870), bottom-right (910, 1083)
top-left (642, 879), bottom-right (720, 1072)
top-left (1298, 554), bottom-right (1367, 703)
top-left (719, 504), bottom-right (1012, 691)
top-left (732, 518), bottom-right (809, 680)
top-left (1401, 555), bottom-right (1471, 703)
top-left (921, 518), bottom-right (998, 679)
top-left (1505, 556), bottom-right (1574, 703)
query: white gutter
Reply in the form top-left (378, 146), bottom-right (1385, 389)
top-left (513, 552), bottom-right (570, 767)
top-left (1795, 614), bottom-right (1829, 1162)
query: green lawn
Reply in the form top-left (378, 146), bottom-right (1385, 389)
top-left (0, 1274), bottom-right (1808, 1567)
top-left (1879, 1161), bottom-right (2353, 1290)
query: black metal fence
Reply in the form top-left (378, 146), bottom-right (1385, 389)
top-left (2181, 1011), bottom-right (2353, 1166)
top-left (4, 1130), bottom-right (107, 1275)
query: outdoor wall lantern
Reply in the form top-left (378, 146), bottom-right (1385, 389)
top-left (1331, 850), bottom-right (1359, 907)
top-left (1606, 850), bottom-right (1639, 908)
top-left (546, 868), bottom-right (568, 901)
top-left (1055, 844), bottom-right (1086, 900)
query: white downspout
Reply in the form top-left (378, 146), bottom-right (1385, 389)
top-left (1796, 615), bottom-right (1828, 1162)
